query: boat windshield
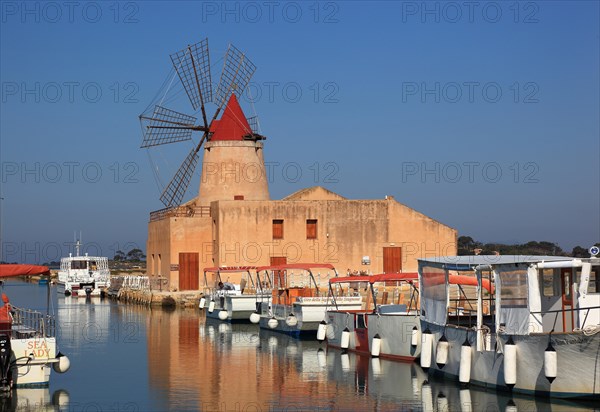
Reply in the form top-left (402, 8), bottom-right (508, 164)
top-left (71, 261), bottom-right (87, 270)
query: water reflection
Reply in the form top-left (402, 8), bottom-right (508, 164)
top-left (6, 281), bottom-right (596, 412)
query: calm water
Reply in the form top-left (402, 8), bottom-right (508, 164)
top-left (2, 280), bottom-right (598, 411)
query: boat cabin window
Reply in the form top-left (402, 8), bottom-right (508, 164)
top-left (89, 261), bottom-right (97, 270)
top-left (499, 269), bottom-right (528, 308)
top-left (71, 261), bottom-right (87, 270)
top-left (539, 268), bottom-right (560, 297)
top-left (590, 270), bottom-right (599, 293)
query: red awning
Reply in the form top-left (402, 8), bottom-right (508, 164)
top-left (0, 264), bottom-right (50, 278)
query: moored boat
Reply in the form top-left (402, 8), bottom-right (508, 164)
top-left (200, 266), bottom-right (270, 322)
top-left (56, 240), bottom-right (110, 297)
top-left (0, 264), bottom-right (71, 390)
top-left (417, 254), bottom-right (600, 399)
top-left (325, 273), bottom-right (421, 361)
top-left (257, 263), bottom-right (361, 337)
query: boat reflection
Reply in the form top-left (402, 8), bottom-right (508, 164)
top-left (0, 388), bottom-right (70, 411)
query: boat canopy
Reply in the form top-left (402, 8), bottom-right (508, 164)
top-left (329, 273), bottom-right (419, 285)
top-left (256, 263), bottom-right (337, 273)
top-left (203, 266), bottom-right (256, 273)
top-left (418, 255), bottom-right (590, 335)
top-left (0, 264), bottom-right (50, 277)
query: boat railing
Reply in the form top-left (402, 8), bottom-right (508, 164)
top-left (11, 307), bottom-right (55, 338)
top-left (530, 305), bottom-right (600, 332)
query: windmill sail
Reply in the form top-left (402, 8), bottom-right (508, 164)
top-left (170, 38), bottom-right (213, 114)
top-left (159, 147), bottom-right (199, 208)
top-left (214, 44), bottom-right (256, 112)
top-left (140, 106), bottom-right (200, 148)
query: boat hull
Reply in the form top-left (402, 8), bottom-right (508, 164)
top-left (422, 322), bottom-right (600, 398)
top-left (205, 295), bottom-right (270, 322)
top-left (365, 312), bottom-right (421, 361)
top-left (10, 337), bottom-right (57, 387)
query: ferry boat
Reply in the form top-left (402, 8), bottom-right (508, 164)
top-left (324, 273), bottom-right (421, 361)
top-left (200, 266), bottom-right (271, 322)
top-left (257, 263), bottom-right (361, 337)
top-left (417, 254), bottom-right (600, 399)
top-left (56, 240), bottom-right (110, 297)
top-left (0, 264), bottom-right (71, 390)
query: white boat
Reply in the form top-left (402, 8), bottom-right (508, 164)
top-left (200, 266), bottom-right (270, 322)
top-left (257, 263), bottom-right (361, 337)
top-left (417, 254), bottom-right (600, 399)
top-left (57, 240), bottom-right (110, 297)
top-left (0, 264), bottom-right (71, 390)
top-left (324, 273), bottom-right (421, 361)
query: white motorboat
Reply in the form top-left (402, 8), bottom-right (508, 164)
top-left (418, 254), bottom-right (600, 399)
top-left (200, 266), bottom-right (270, 322)
top-left (324, 273), bottom-right (421, 361)
top-left (257, 263), bottom-right (361, 337)
top-left (56, 240), bottom-right (110, 297)
top-left (0, 264), bottom-right (71, 390)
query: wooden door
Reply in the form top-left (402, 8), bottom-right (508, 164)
top-left (179, 252), bottom-right (199, 290)
top-left (383, 247), bottom-right (402, 274)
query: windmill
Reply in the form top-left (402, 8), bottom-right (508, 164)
top-left (139, 38), bottom-right (265, 208)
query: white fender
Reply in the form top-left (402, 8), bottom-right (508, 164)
top-left (411, 326), bottom-right (420, 348)
top-left (371, 334), bottom-right (381, 357)
top-left (459, 340), bottom-right (472, 384)
top-left (267, 317), bottom-right (278, 329)
top-left (420, 329), bottom-right (433, 369)
top-left (52, 353), bottom-right (71, 373)
top-left (503, 337), bottom-right (517, 388)
top-left (316, 321), bottom-right (327, 342)
top-left (435, 335), bottom-right (449, 368)
top-left (218, 310), bottom-right (228, 321)
top-left (249, 312), bottom-right (260, 324)
top-left (199, 297), bottom-right (206, 309)
top-left (544, 343), bottom-right (557, 383)
top-left (208, 300), bottom-right (215, 313)
top-left (285, 313), bottom-right (298, 327)
top-left (340, 327), bottom-right (351, 350)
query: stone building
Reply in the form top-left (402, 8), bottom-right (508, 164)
top-left (146, 95), bottom-right (457, 290)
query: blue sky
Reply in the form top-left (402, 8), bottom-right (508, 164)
top-left (1, 1), bottom-right (598, 263)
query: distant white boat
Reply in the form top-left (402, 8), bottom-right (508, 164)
top-left (418, 254), bottom-right (600, 399)
top-left (56, 240), bottom-right (110, 297)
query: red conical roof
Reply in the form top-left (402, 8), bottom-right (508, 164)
top-left (209, 94), bottom-right (251, 141)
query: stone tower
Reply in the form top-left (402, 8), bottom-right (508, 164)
top-left (197, 94), bottom-right (270, 206)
